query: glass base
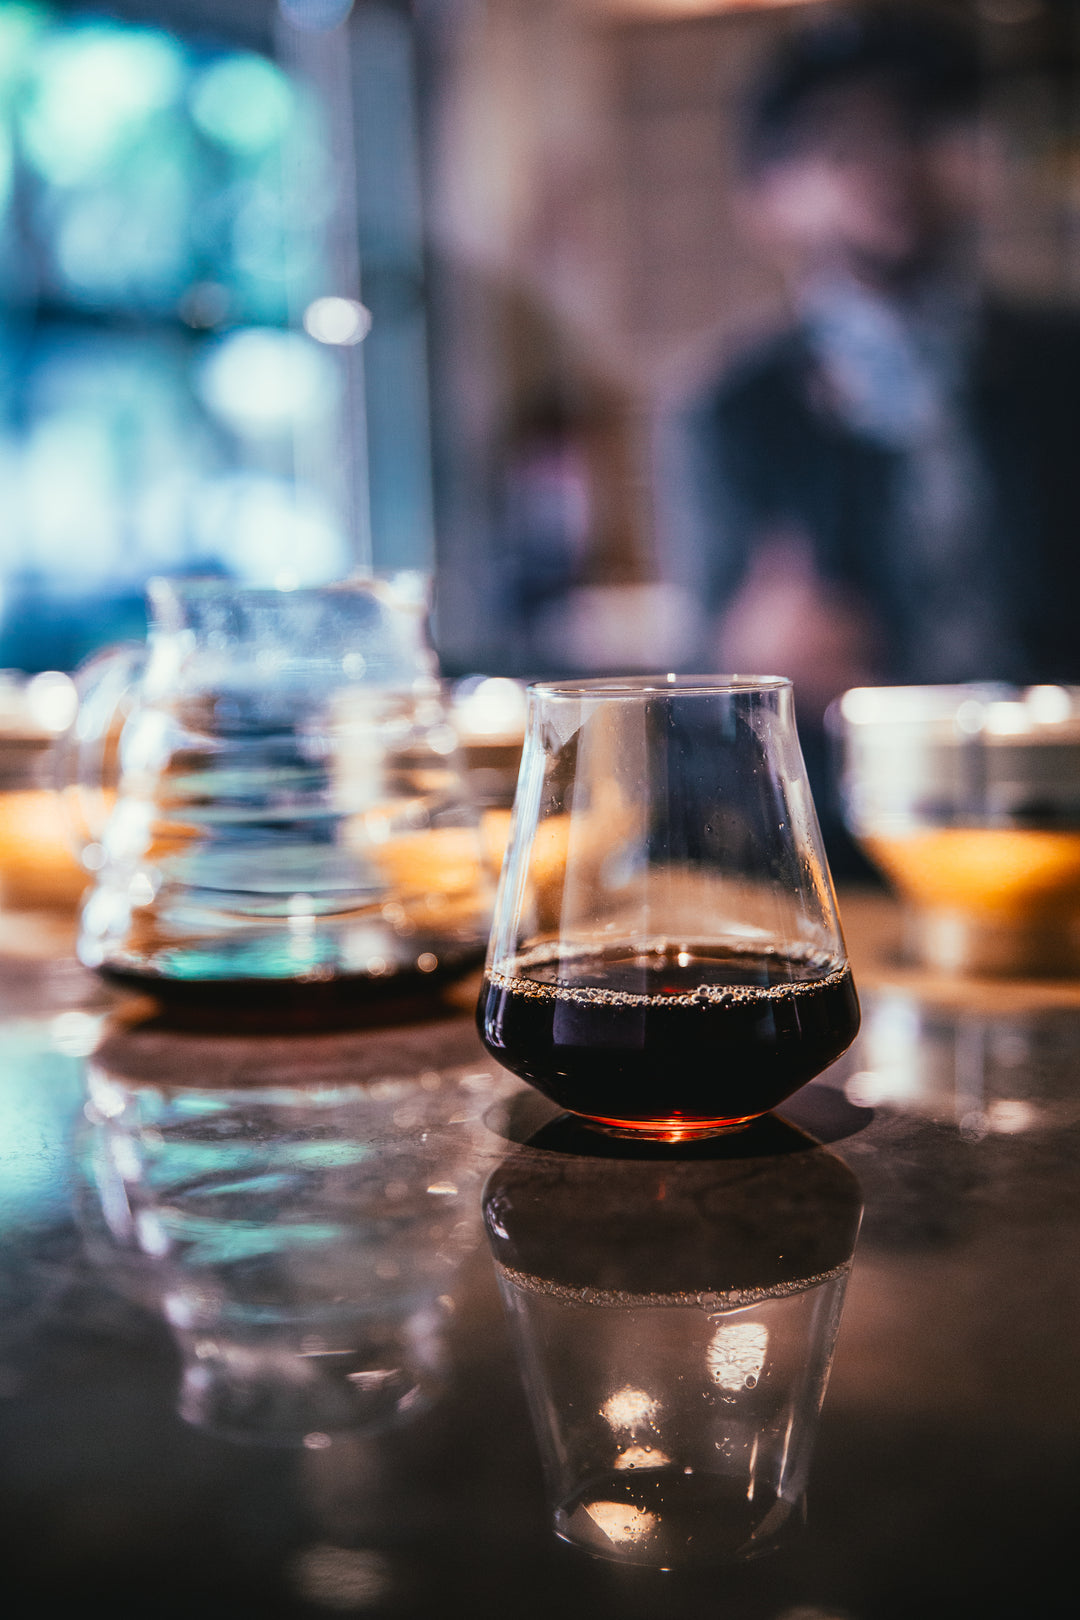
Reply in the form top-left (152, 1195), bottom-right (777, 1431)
top-left (95, 950), bottom-right (484, 1033)
top-left (577, 1112), bottom-right (759, 1143)
top-left (177, 1353), bottom-right (437, 1447)
top-left (902, 905), bottom-right (1080, 978)
top-left (554, 1470), bottom-right (802, 1567)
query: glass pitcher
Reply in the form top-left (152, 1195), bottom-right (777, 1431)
top-left (59, 574), bottom-right (494, 1013)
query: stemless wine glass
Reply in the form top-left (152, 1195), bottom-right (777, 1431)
top-left (476, 675), bottom-right (859, 1140)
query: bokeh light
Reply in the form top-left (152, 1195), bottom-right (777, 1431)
top-left (190, 54), bottom-right (294, 155)
top-left (20, 25), bottom-right (183, 185)
top-left (0, 0), bottom-right (425, 670)
top-left (25, 669), bottom-right (77, 732)
top-left (0, 5), bottom-right (49, 97)
top-left (198, 328), bottom-right (338, 436)
top-left (303, 295), bottom-right (372, 345)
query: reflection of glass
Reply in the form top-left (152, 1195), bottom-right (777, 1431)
top-left (483, 1115), bottom-right (863, 1567)
top-left (846, 986), bottom-right (1080, 1138)
top-left (61, 575), bottom-right (492, 1013)
top-left (78, 1015), bottom-right (496, 1443)
top-left (478, 676), bottom-right (859, 1140)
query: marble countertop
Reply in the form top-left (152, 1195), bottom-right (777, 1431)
top-left (0, 891), bottom-right (1077, 1618)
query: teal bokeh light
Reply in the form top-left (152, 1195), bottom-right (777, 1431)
top-left (0, 3), bottom-right (48, 97)
top-left (198, 327), bottom-right (339, 437)
top-left (21, 23), bottom-right (184, 185)
top-left (190, 53), bottom-right (295, 155)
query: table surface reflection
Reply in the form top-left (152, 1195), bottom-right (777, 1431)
top-left (1, 892), bottom-right (1078, 1619)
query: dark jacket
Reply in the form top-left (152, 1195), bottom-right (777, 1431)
top-left (670, 301), bottom-right (1080, 686)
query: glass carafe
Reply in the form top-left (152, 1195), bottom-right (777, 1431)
top-left (60, 574), bottom-right (493, 1013)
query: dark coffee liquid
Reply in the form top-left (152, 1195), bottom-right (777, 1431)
top-left (477, 945), bottom-right (859, 1133)
top-left (102, 949), bottom-right (484, 1034)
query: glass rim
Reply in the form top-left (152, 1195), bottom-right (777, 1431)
top-left (528, 673), bottom-right (793, 700)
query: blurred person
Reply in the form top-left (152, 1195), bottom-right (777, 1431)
top-left (657, 1), bottom-right (1080, 869)
top-left (496, 387), bottom-right (597, 673)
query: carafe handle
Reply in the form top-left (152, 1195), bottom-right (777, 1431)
top-left (54, 642), bottom-right (146, 863)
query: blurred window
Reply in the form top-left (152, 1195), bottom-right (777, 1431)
top-left (0, 1), bottom-right (348, 672)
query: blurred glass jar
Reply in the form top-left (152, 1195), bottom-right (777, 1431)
top-left (57, 575), bottom-right (494, 1014)
top-left (832, 683), bottom-right (1080, 976)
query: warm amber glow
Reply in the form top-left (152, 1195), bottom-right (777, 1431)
top-left (615, 1444), bottom-right (672, 1469)
top-left (583, 1500), bottom-right (659, 1545)
top-left (0, 791), bottom-right (87, 911)
top-left (345, 823), bottom-right (494, 932)
top-left (707, 1320), bottom-right (769, 1391)
top-left (861, 828), bottom-right (1080, 916)
top-left (601, 1385), bottom-right (661, 1431)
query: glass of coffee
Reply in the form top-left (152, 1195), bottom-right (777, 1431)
top-left (832, 682), bottom-right (1080, 976)
top-left (476, 676), bottom-right (859, 1140)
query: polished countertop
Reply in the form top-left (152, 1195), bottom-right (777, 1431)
top-left (1, 892), bottom-right (1078, 1618)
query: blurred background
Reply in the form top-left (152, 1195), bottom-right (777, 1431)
top-left (0, 0), bottom-right (1078, 686)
